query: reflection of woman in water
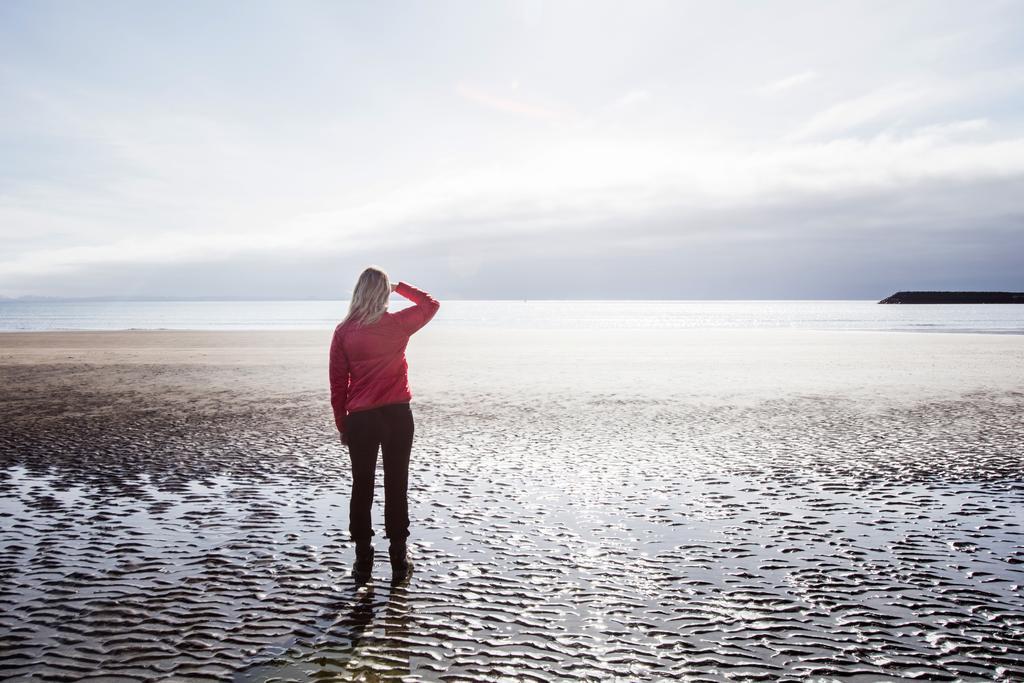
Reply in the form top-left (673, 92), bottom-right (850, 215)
top-left (329, 266), bottom-right (440, 584)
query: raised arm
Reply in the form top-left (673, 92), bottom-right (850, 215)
top-left (392, 281), bottom-right (440, 335)
top-left (328, 326), bottom-right (350, 435)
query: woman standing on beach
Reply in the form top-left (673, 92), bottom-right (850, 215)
top-left (329, 266), bottom-right (440, 584)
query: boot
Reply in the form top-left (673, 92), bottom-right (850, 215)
top-left (352, 539), bottom-right (374, 583)
top-left (389, 540), bottom-right (414, 585)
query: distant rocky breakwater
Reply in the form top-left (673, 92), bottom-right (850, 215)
top-left (880, 291), bottom-right (1024, 304)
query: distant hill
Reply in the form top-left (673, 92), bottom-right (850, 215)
top-left (879, 291), bottom-right (1024, 304)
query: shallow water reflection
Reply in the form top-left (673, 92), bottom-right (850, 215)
top-left (236, 583), bottom-right (413, 681)
top-left (2, 392), bottom-right (1023, 681)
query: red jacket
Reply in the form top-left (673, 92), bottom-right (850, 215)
top-left (329, 281), bottom-right (440, 434)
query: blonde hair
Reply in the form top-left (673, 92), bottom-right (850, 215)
top-left (341, 265), bottom-right (391, 327)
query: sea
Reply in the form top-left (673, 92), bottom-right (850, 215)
top-left (1, 299), bottom-right (1022, 333)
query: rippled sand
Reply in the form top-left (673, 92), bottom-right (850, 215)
top-left (1, 329), bottom-right (1023, 681)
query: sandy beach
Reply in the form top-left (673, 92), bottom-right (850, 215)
top-left (2, 328), bottom-right (1023, 680)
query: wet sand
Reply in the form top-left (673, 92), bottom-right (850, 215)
top-left (1, 328), bottom-right (1023, 681)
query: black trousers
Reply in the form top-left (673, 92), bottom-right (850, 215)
top-left (345, 401), bottom-right (414, 544)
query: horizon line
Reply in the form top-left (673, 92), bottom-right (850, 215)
top-left (0, 295), bottom-right (902, 303)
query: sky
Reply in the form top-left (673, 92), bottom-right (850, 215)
top-left (1, 0), bottom-right (1023, 300)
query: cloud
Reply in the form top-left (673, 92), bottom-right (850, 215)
top-left (5, 120), bottom-right (1022, 295)
top-left (454, 82), bottom-right (571, 121)
top-left (3, 1), bottom-right (1024, 298)
top-left (787, 83), bottom-right (932, 141)
top-left (614, 89), bottom-right (652, 107)
top-left (756, 70), bottom-right (818, 95)
top-left (911, 117), bottom-right (989, 139)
